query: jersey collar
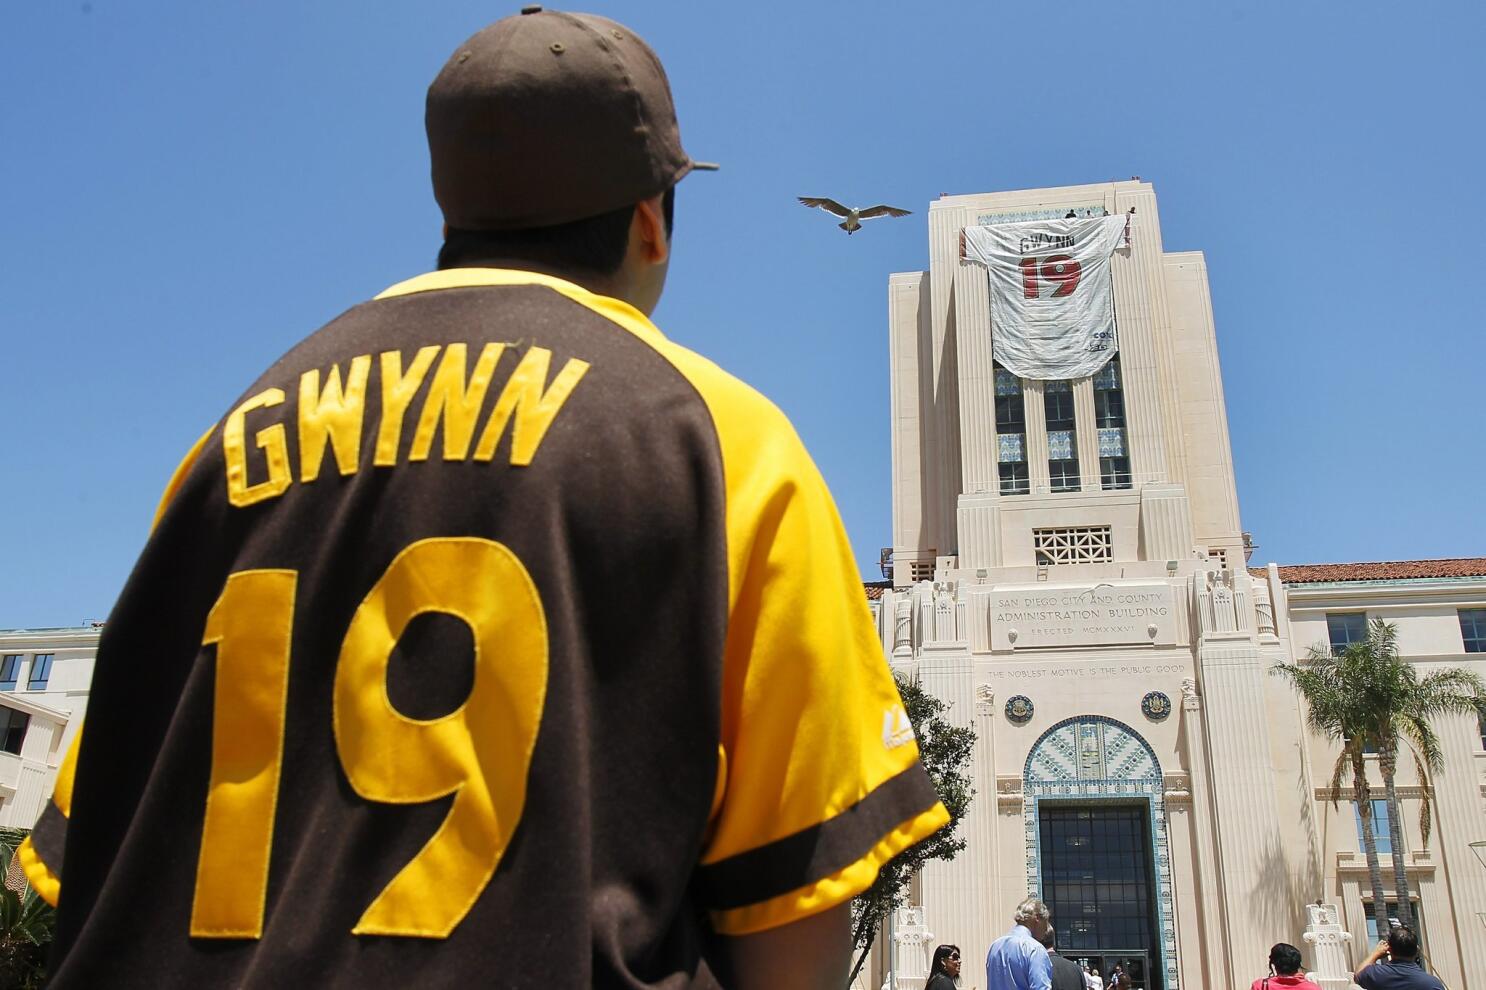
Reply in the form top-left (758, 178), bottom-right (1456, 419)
top-left (374, 268), bottom-right (667, 344)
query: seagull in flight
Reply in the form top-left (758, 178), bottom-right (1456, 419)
top-left (798, 197), bottom-right (912, 234)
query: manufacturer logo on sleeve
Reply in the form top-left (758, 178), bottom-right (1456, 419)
top-left (882, 704), bottom-right (915, 750)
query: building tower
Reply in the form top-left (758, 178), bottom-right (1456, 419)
top-left (873, 181), bottom-right (1295, 989)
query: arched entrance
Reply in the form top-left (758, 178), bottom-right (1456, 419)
top-left (1023, 716), bottom-right (1178, 990)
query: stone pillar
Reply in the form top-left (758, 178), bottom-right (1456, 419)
top-left (1428, 713), bottom-right (1486, 987)
top-left (1196, 640), bottom-right (1288, 976)
top-left (915, 650), bottom-right (986, 971)
top-left (1176, 677), bottom-right (1233, 988)
top-left (1301, 903), bottom-right (1357, 990)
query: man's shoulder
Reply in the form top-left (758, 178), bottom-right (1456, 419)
top-left (1359, 961), bottom-right (1446, 989)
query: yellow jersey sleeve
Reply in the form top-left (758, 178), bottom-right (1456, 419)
top-left (637, 335), bottom-right (949, 936)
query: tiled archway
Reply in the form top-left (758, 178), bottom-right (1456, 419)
top-left (1023, 716), bottom-right (1178, 990)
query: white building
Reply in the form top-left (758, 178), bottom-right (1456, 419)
top-left (867, 180), bottom-right (1486, 988)
top-left (0, 626), bottom-right (97, 829)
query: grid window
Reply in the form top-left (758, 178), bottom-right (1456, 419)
top-left (1364, 899), bottom-right (1425, 947)
top-left (0, 707), bottom-right (28, 756)
top-left (27, 654), bottom-right (54, 691)
top-left (999, 462), bottom-right (1030, 495)
top-left (1039, 805), bottom-right (1158, 959)
top-left (995, 365), bottom-right (1030, 496)
top-left (1459, 609), bottom-right (1486, 653)
top-left (1094, 359), bottom-right (1131, 491)
top-left (0, 656), bottom-right (20, 692)
top-left (1035, 526), bottom-right (1113, 565)
top-left (1354, 799), bottom-right (1394, 856)
top-left (1045, 380), bottom-right (1080, 491)
top-left (1327, 614), bottom-right (1368, 655)
top-left (1044, 380), bottom-right (1077, 430)
top-left (1100, 456), bottom-right (1132, 491)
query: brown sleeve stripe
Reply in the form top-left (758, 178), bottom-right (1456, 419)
top-left (696, 764), bottom-right (942, 911)
top-left (28, 800), bottom-right (67, 882)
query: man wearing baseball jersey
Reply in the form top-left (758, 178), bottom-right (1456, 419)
top-left (19, 7), bottom-right (949, 987)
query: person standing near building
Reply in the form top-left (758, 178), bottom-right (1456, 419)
top-left (1082, 964), bottom-right (1103, 990)
top-left (1353, 928), bottom-right (1446, 990)
top-left (15, 7), bottom-right (950, 988)
top-left (1037, 926), bottom-right (1087, 990)
top-left (985, 896), bottom-right (1055, 990)
top-left (1249, 942), bottom-right (1321, 990)
top-left (926, 944), bottom-right (963, 989)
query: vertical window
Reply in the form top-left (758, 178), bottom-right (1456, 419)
top-left (1045, 379), bottom-right (1080, 492)
top-left (27, 654), bottom-right (54, 691)
top-left (995, 365), bottom-right (1029, 495)
top-left (0, 656), bottom-right (20, 692)
top-left (1094, 358), bottom-right (1131, 490)
top-left (1354, 799), bottom-right (1394, 856)
top-left (0, 707), bottom-right (28, 756)
top-left (1478, 712), bottom-right (1485, 750)
top-left (1459, 609), bottom-right (1486, 653)
top-left (1327, 614), bottom-right (1368, 655)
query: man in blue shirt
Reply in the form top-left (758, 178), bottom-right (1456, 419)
top-left (1353, 927), bottom-right (1445, 990)
top-left (985, 896), bottom-right (1055, 990)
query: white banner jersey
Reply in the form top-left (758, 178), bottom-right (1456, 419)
top-left (962, 214), bottom-right (1129, 381)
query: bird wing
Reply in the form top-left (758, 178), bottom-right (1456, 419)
top-left (857, 205), bottom-right (912, 219)
top-left (798, 197), bottom-right (852, 218)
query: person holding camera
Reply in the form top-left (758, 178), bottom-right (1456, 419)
top-left (1353, 926), bottom-right (1445, 990)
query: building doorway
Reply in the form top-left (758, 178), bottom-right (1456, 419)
top-left (1039, 804), bottom-right (1162, 990)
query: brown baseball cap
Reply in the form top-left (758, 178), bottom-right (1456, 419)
top-left (426, 6), bottom-right (717, 231)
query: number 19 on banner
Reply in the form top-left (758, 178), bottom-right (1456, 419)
top-left (1020, 255), bottom-right (1081, 299)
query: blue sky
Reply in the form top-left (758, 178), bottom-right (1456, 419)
top-left (3, 1), bottom-right (1483, 627)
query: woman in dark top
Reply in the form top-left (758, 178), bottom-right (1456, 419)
top-left (926, 944), bottom-right (961, 989)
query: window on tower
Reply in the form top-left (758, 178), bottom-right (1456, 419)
top-left (995, 364), bottom-right (1030, 495)
top-left (1094, 358), bottom-right (1131, 490)
top-left (1045, 379), bottom-right (1080, 492)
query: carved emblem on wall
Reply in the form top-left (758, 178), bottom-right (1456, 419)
top-left (975, 683), bottom-right (995, 715)
top-left (1142, 691), bottom-right (1172, 721)
top-left (1005, 695), bottom-right (1034, 724)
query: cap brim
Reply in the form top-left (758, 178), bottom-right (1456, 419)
top-left (688, 160), bottom-right (720, 171)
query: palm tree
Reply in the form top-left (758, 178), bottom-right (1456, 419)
top-left (0, 827), bottom-right (53, 989)
top-left (1274, 619), bottom-right (1485, 937)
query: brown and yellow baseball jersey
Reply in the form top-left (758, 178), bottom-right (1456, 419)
top-left (22, 268), bottom-right (948, 987)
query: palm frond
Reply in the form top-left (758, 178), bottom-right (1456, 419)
top-left (1411, 749), bottom-right (1434, 848)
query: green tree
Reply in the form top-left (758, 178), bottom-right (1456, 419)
top-left (0, 827), bottom-right (54, 989)
top-left (847, 674), bottom-right (975, 987)
top-left (1273, 619), bottom-right (1485, 935)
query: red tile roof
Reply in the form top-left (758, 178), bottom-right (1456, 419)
top-left (1268, 558), bottom-right (1486, 584)
top-left (864, 580), bottom-right (892, 600)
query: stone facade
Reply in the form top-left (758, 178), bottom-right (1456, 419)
top-left (868, 182), bottom-right (1486, 989)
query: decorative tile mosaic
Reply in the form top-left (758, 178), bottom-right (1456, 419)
top-left (1098, 427), bottom-right (1126, 457)
top-left (1094, 361), bottom-right (1121, 391)
top-left (997, 433), bottom-right (1026, 464)
top-left (1022, 716), bottom-right (1179, 990)
top-left (1047, 430), bottom-right (1075, 460)
top-left (995, 367), bottom-right (1022, 396)
top-left (975, 205), bottom-right (1108, 226)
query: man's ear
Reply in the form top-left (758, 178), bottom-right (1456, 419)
top-left (633, 195), bottom-right (670, 265)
